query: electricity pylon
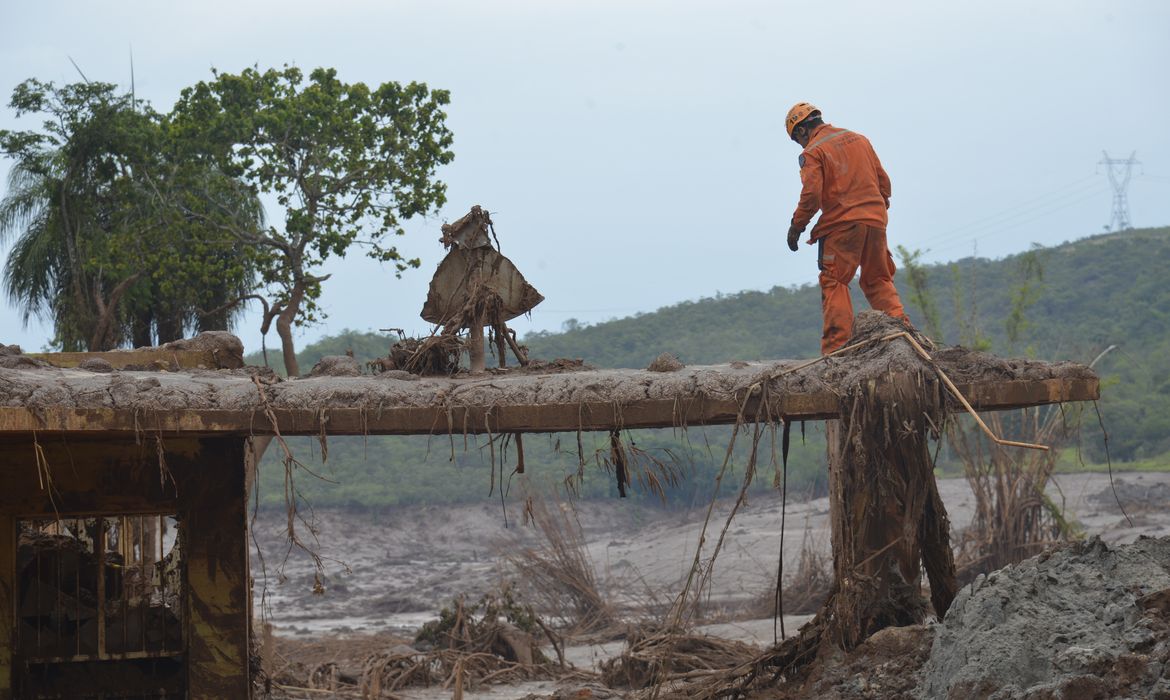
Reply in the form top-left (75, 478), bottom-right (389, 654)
top-left (1099, 151), bottom-right (1140, 231)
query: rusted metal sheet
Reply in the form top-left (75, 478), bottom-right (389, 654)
top-left (0, 376), bottom-right (1099, 437)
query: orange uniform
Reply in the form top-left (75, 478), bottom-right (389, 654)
top-left (790, 123), bottom-right (909, 355)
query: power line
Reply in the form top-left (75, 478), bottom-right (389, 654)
top-left (919, 178), bottom-right (1103, 250)
top-left (916, 176), bottom-right (1096, 245)
top-left (1098, 151), bottom-right (1140, 231)
top-left (929, 185), bottom-right (1109, 257)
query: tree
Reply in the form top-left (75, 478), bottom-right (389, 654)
top-left (0, 79), bottom-right (261, 349)
top-left (169, 66), bottom-right (455, 376)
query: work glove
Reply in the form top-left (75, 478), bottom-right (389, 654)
top-left (786, 224), bottom-right (804, 252)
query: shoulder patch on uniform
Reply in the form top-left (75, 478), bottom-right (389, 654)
top-left (798, 154), bottom-right (806, 168)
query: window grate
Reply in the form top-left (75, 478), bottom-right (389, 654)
top-left (16, 514), bottom-right (184, 663)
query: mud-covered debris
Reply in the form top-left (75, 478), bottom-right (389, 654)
top-left (519, 684), bottom-right (622, 699)
top-left (0, 344), bottom-right (23, 355)
top-left (921, 536), bottom-right (1170, 699)
top-left (354, 587), bottom-right (559, 694)
top-left (78, 358), bottom-right (114, 373)
top-left (160, 331), bottom-right (245, 369)
top-left (524, 358), bottom-right (590, 373)
top-left (309, 355), bottom-right (362, 377)
top-left (646, 352), bottom-right (684, 372)
top-left (798, 625), bottom-right (934, 699)
top-left (0, 354), bottom-right (47, 370)
top-left (1090, 478), bottom-right (1170, 514)
top-left (200, 365), bottom-right (282, 383)
top-left (0, 321), bottom-right (1095, 418)
top-left (601, 630), bottom-right (758, 689)
top-left (373, 369), bottom-right (419, 381)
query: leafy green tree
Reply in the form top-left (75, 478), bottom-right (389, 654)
top-left (169, 66), bottom-right (455, 376)
top-left (0, 79), bottom-right (261, 349)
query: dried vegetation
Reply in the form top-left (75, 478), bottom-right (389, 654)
top-left (262, 587), bottom-right (586, 698)
top-left (507, 496), bottom-right (618, 636)
top-left (950, 405), bottom-right (1081, 583)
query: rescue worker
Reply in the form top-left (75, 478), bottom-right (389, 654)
top-left (784, 102), bottom-right (912, 355)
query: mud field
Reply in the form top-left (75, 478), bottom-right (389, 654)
top-left (253, 470), bottom-right (1170, 699)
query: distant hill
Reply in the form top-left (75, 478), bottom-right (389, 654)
top-left (523, 228), bottom-right (1168, 368)
top-left (522, 226), bottom-right (1170, 462)
top-left (253, 226), bottom-right (1170, 508)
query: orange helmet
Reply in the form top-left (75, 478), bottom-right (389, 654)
top-left (785, 102), bottom-right (820, 137)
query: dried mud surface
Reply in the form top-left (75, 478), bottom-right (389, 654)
top-left (256, 471), bottom-right (1170, 699)
top-left (921, 535), bottom-right (1170, 699)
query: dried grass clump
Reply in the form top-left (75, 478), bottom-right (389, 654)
top-left (360, 588), bottom-right (567, 697)
top-left (507, 496), bottom-right (618, 636)
top-left (360, 647), bottom-right (549, 697)
top-left (600, 629), bottom-right (759, 691)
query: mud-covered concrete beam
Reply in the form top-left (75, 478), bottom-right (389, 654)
top-left (0, 376), bottom-right (1098, 437)
top-left (25, 348), bottom-right (229, 371)
top-left (21, 331), bottom-right (244, 371)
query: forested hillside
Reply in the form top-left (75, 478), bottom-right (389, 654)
top-left (255, 227), bottom-right (1170, 508)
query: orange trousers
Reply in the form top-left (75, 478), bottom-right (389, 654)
top-left (817, 223), bottom-right (909, 355)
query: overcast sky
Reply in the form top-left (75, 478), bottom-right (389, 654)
top-left (1, 0), bottom-right (1167, 354)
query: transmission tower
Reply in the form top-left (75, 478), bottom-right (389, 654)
top-left (1099, 151), bottom-right (1140, 231)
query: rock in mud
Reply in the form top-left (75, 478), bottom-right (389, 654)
top-left (646, 352), bottom-right (684, 372)
top-left (0, 342), bottom-right (48, 369)
top-left (0, 355), bottom-right (46, 370)
top-left (309, 355), bottom-right (362, 377)
top-left (159, 331), bottom-right (245, 369)
top-left (375, 369), bottom-right (419, 381)
top-left (78, 357), bottom-right (114, 373)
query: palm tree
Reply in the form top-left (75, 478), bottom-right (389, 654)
top-left (0, 79), bottom-right (262, 349)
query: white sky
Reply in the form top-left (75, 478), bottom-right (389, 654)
top-left (1, 0), bottom-right (1168, 353)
